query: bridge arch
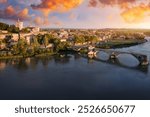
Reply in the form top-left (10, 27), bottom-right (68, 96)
top-left (116, 54), bottom-right (140, 67)
top-left (97, 51), bottom-right (110, 61)
top-left (95, 49), bottom-right (149, 67)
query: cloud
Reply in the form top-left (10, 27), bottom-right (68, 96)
top-left (31, 0), bottom-right (83, 16)
top-left (89, 0), bottom-right (136, 7)
top-left (18, 8), bottom-right (30, 19)
top-left (88, 0), bottom-right (150, 23)
top-left (54, 21), bottom-right (63, 26)
top-left (107, 14), bottom-right (114, 20)
top-left (121, 3), bottom-right (150, 23)
top-left (0, 0), bottom-right (7, 3)
top-left (0, 5), bottom-right (30, 21)
top-left (33, 17), bottom-right (50, 26)
top-left (69, 13), bottom-right (77, 20)
top-left (33, 17), bottom-right (43, 25)
top-left (88, 0), bottom-right (97, 7)
top-left (33, 15), bottom-right (64, 27)
top-left (15, 0), bottom-right (41, 6)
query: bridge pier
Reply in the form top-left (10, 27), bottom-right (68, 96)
top-left (110, 52), bottom-right (117, 59)
top-left (138, 55), bottom-right (149, 66)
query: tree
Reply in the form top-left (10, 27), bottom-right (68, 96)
top-left (37, 34), bottom-right (43, 45)
top-left (7, 25), bottom-right (19, 33)
top-left (84, 35), bottom-right (91, 43)
top-left (21, 28), bottom-right (30, 33)
top-left (0, 40), bottom-right (2, 45)
top-left (84, 35), bottom-right (98, 44)
top-left (90, 35), bottom-right (99, 44)
top-left (4, 34), bottom-right (13, 44)
top-left (43, 34), bottom-right (49, 48)
top-left (53, 38), bottom-right (61, 52)
top-left (55, 41), bottom-right (69, 51)
top-left (32, 36), bottom-right (39, 47)
top-left (74, 35), bottom-right (85, 44)
top-left (0, 22), bottom-right (9, 30)
top-left (17, 38), bottom-right (28, 56)
top-left (12, 44), bottom-right (19, 55)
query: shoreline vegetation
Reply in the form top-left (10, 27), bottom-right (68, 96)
top-left (0, 21), bottom-right (149, 59)
top-left (96, 39), bottom-right (147, 49)
top-left (0, 39), bottom-right (147, 60)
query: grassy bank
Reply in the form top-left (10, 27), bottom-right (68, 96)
top-left (0, 51), bottom-right (73, 59)
top-left (96, 39), bottom-right (146, 49)
top-left (0, 55), bottom-right (23, 59)
top-left (0, 52), bottom-right (55, 59)
top-left (35, 52), bottom-right (56, 57)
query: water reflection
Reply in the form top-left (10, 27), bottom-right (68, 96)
top-left (0, 53), bottom-right (148, 74)
top-left (54, 54), bottom-right (71, 64)
top-left (0, 62), bottom-right (6, 70)
top-left (117, 54), bottom-right (140, 67)
top-left (0, 54), bottom-right (73, 72)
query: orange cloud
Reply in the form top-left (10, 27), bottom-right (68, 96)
top-left (0, 0), bottom-right (7, 3)
top-left (33, 17), bottom-right (50, 26)
top-left (0, 5), bottom-right (30, 21)
top-left (121, 3), bottom-right (150, 23)
top-left (89, 0), bottom-right (97, 7)
top-left (5, 5), bottom-right (15, 15)
top-left (34, 17), bottom-right (43, 25)
top-left (89, 0), bottom-right (150, 23)
top-left (31, 0), bottom-right (83, 16)
top-left (18, 8), bottom-right (30, 20)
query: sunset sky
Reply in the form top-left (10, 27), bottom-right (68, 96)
top-left (0, 0), bottom-right (150, 29)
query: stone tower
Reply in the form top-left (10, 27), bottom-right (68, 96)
top-left (15, 19), bottom-right (23, 30)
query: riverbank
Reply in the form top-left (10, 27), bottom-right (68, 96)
top-left (0, 55), bottom-right (23, 59)
top-left (0, 52), bottom-right (56, 60)
top-left (96, 39), bottom-right (147, 49)
top-left (0, 50), bottom-right (78, 59)
top-left (0, 39), bottom-right (147, 59)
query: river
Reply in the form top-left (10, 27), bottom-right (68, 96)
top-left (0, 38), bottom-right (150, 100)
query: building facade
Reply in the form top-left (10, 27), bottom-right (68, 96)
top-left (16, 19), bottom-right (23, 30)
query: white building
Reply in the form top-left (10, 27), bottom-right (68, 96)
top-left (16, 19), bottom-right (23, 30)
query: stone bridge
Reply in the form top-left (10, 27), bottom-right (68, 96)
top-left (72, 45), bottom-right (149, 67)
top-left (81, 53), bottom-right (148, 73)
top-left (96, 49), bottom-right (149, 66)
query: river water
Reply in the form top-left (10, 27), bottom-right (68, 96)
top-left (0, 38), bottom-right (150, 100)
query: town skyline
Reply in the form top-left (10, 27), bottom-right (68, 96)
top-left (0, 0), bottom-right (150, 29)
